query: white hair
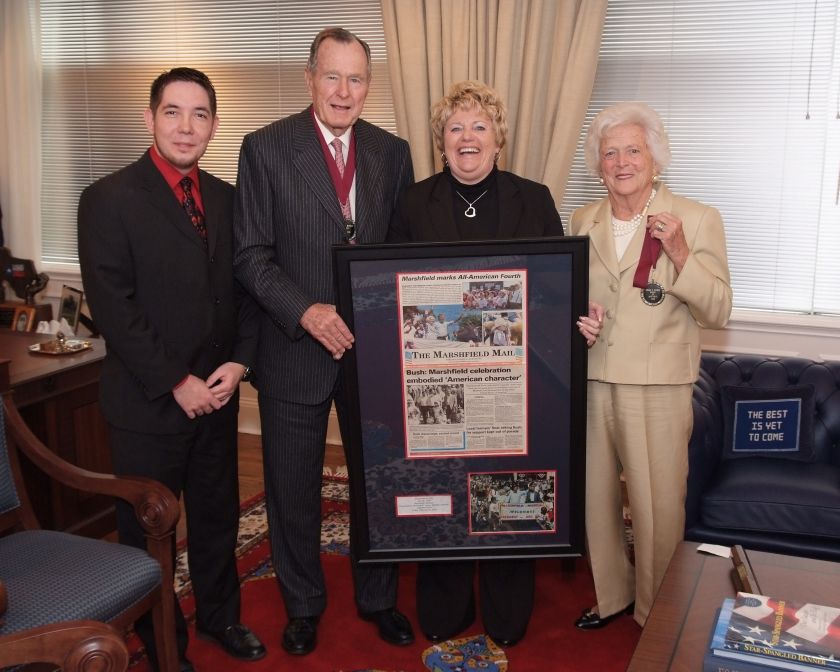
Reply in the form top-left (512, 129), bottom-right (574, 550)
top-left (584, 101), bottom-right (672, 177)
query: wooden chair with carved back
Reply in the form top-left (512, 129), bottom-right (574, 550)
top-left (0, 389), bottom-right (180, 672)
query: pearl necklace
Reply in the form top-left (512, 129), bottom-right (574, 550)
top-left (611, 188), bottom-right (657, 237)
top-left (456, 190), bottom-right (488, 218)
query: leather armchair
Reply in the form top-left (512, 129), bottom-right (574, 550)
top-left (0, 392), bottom-right (180, 671)
top-left (685, 353), bottom-right (840, 561)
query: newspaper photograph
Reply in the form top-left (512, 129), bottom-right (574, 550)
top-left (397, 269), bottom-right (527, 458)
top-left (468, 470), bottom-right (556, 535)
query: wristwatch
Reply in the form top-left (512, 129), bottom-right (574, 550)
top-left (241, 366), bottom-right (253, 382)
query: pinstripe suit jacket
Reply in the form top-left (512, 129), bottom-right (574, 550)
top-left (233, 107), bottom-right (414, 403)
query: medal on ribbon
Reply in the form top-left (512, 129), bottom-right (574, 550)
top-left (633, 217), bottom-right (666, 306)
top-left (641, 279), bottom-right (665, 306)
top-left (343, 218), bottom-right (355, 244)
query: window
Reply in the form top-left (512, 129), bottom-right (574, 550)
top-left (39, 0), bottom-right (395, 265)
top-left (560, 0), bottom-right (840, 315)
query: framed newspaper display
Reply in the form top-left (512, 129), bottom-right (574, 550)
top-left (333, 237), bottom-right (589, 562)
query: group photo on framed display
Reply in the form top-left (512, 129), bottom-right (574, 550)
top-left (333, 237), bottom-right (589, 563)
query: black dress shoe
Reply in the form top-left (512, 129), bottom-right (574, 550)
top-left (423, 595), bottom-right (476, 642)
top-left (282, 616), bottom-right (319, 655)
top-left (359, 608), bottom-right (415, 646)
top-left (425, 631), bottom-right (447, 643)
top-left (196, 623), bottom-right (267, 661)
top-left (488, 633), bottom-right (522, 647)
top-left (574, 602), bottom-right (635, 630)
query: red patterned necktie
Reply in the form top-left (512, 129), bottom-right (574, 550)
top-left (331, 138), bottom-right (355, 242)
top-left (180, 176), bottom-right (207, 244)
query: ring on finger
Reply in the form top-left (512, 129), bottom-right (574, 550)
top-left (656, 222), bottom-right (666, 231)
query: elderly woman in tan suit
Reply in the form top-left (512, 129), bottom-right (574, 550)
top-left (572, 102), bottom-right (732, 629)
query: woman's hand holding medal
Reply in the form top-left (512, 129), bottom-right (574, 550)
top-left (647, 212), bottom-right (689, 275)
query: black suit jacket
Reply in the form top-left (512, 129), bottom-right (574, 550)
top-left (233, 107), bottom-right (414, 404)
top-left (78, 150), bottom-right (259, 433)
top-left (387, 170), bottom-right (564, 243)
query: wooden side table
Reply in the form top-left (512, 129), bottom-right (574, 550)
top-left (628, 541), bottom-right (840, 671)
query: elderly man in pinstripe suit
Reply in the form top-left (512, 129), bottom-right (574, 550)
top-left (233, 28), bottom-right (415, 656)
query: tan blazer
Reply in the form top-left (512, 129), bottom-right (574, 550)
top-left (569, 183), bottom-right (732, 385)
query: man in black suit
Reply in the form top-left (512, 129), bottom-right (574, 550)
top-left (78, 67), bottom-right (265, 672)
top-left (233, 28), bottom-right (415, 656)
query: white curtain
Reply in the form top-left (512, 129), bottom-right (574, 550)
top-left (0, 0), bottom-right (41, 261)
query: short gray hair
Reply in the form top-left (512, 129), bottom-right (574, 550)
top-left (584, 102), bottom-right (671, 177)
top-left (307, 27), bottom-right (371, 78)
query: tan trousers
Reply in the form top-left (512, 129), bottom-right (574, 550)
top-left (585, 381), bottom-right (693, 626)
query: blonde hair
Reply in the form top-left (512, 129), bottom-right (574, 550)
top-left (430, 80), bottom-right (508, 153)
top-left (584, 101), bottom-right (671, 177)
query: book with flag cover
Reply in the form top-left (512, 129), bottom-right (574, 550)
top-left (705, 593), bottom-right (840, 672)
top-left (705, 600), bottom-right (776, 672)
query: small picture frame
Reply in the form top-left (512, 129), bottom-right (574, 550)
top-left (58, 285), bottom-right (84, 332)
top-left (12, 305), bottom-right (36, 332)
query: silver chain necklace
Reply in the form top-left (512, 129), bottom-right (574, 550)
top-left (456, 190), bottom-right (489, 218)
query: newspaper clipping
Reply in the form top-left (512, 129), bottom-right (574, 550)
top-left (398, 269), bottom-right (527, 458)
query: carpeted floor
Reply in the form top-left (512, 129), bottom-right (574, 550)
top-left (129, 475), bottom-right (641, 671)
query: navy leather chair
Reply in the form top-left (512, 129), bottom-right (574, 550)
top-left (0, 392), bottom-right (180, 671)
top-left (685, 352), bottom-right (840, 562)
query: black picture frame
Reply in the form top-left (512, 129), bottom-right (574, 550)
top-left (333, 238), bottom-right (589, 563)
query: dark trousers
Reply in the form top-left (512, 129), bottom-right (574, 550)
top-left (259, 380), bottom-right (398, 617)
top-left (416, 559), bottom-right (535, 641)
top-left (110, 406), bottom-right (241, 669)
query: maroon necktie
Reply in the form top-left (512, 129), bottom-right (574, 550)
top-left (331, 138), bottom-right (356, 242)
top-left (180, 177), bottom-right (207, 244)
top-left (331, 138), bottom-right (353, 222)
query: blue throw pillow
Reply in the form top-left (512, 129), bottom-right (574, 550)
top-left (720, 385), bottom-right (815, 461)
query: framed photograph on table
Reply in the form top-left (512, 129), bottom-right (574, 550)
top-left (11, 305), bottom-right (36, 332)
top-left (58, 285), bottom-right (83, 332)
top-left (333, 238), bottom-right (589, 563)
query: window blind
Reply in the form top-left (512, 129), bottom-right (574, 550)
top-left (39, 0), bottom-right (396, 265)
top-left (559, 0), bottom-right (840, 315)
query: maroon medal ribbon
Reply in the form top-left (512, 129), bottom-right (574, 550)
top-left (632, 218), bottom-right (663, 289)
top-left (312, 108), bottom-right (356, 213)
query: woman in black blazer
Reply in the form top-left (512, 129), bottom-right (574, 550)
top-left (388, 81), bottom-right (564, 646)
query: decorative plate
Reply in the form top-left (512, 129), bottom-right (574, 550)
top-left (28, 339), bottom-right (92, 355)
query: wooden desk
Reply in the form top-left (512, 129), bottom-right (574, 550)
top-left (627, 541), bottom-right (840, 671)
top-left (0, 330), bottom-right (114, 537)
